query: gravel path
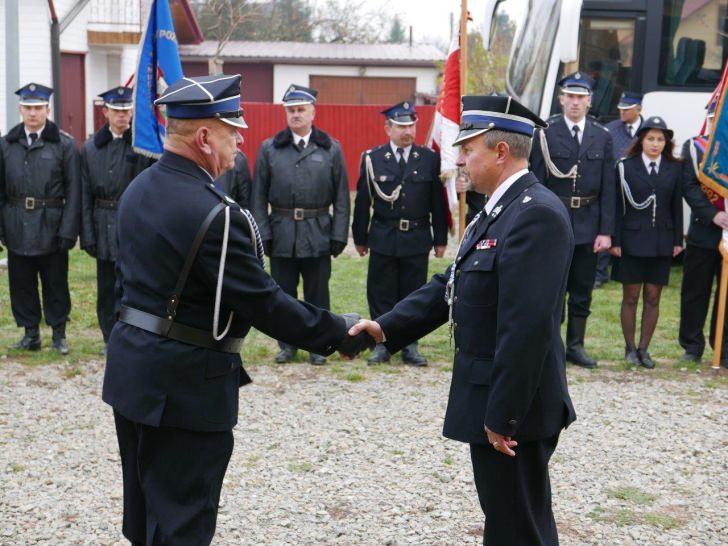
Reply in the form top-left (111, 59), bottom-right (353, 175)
top-left (1, 358), bottom-right (726, 545)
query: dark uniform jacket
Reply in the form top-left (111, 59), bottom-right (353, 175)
top-left (606, 115), bottom-right (642, 159)
top-left (250, 127), bottom-right (349, 258)
top-left (681, 138), bottom-right (721, 249)
top-left (0, 121), bottom-right (80, 255)
top-left (531, 115), bottom-right (616, 245)
top-left (215, 150), bottom-right (252, 209)
top-left (377, 173), bottom-right (576, 444)
top-left (614, 155), bottom-right (683, 256)
top-left (103, 152), bottom-right (348, 433)
top-left (352, 143), bottom-right (448, 256)
top-left (80, 124), bottom-right (153, 261)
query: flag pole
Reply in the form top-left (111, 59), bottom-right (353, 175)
top-left (458, 0), bottom-right (468, 239)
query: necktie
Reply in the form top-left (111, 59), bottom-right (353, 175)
top-left (572, 126), bottom-right (580, 148)
top-left (29, 132), bottom-right (38, 145)
top-left (397, 147), bottom-right (406, 172)
top-left (627, 125), bottom-right (633, 138)
top-left (649, 161), bottom-right (657, 176)
top-left (298, 138), bottom-right (306, 151)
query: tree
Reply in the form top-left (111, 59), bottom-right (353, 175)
top-left (193, 0), bottom-right (258, 72)
top-left (387, 15), bottom-right (406, 44)
top-left (311, 0), bottom-right (386, 44)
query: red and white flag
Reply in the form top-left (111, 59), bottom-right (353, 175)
top-left (427, 32), bottom-right (461, 217)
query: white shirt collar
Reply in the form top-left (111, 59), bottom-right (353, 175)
top-left (485, 168), bottom-right (529, 215)
top-left (110, 129), bottom-right (125, 140)
top-left (390, 142), bottom-right (412, 161)
top-left (24, 125), bottom-right (45, 144)
top-left (563, 115), bottom-right (586, 136)
top-left (293, 130), bottom-right (312, 148)
top-left (642, 153), bottom-right (661, 173)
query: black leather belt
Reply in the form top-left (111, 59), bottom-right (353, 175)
top-left (119, 305), bottom-right (244, 354)
top-left (95, 198), bottom-right (119, 209)
top-left (374, 216), bottom-right (429, 232)
top-left (560, 195), bottom-right (598, 209)
top-left (272, 206), bottom-right (329, 220)
top-left (9, 196), bottom-right (65, 210)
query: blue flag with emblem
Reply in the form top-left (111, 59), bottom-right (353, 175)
top-left (700, 63), bottom-right (728, 199)
top-left (132, 0), bottom-right (184, 158)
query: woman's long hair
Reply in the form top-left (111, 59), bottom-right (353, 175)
top-left (624, 128), bottom-right (677, 161)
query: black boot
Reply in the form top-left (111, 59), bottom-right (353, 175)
top-left (9, 327), bottom-right (41, 351)
top-left (401, 342), bottom-right (427, 366)
top-left (52, 325), bottom-right (69, 355)
top-left (565, 317), bottom-right (597, 368)
top-left (309, 353), bottom-right (327, 365)
top-left (367, 343), bottom-right (391, 365)
top-left (274, 343), bottom-right (297, 364)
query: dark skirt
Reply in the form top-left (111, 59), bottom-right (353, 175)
top-left (611, 254), bottom-right (672, 286)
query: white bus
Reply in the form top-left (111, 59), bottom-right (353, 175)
top-left (485, 0), bottom-right (728, 147)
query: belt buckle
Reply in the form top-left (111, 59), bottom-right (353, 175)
top-left (293, 208), bottom-right (304, 220)
top-left (570, 196), bottom-right (581, 209)
top-left (399, 219), bottom-right (410, 231)
top-left (25, 197), bottom-right (35, 210)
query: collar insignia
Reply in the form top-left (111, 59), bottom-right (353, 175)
top-left (384, 151), bottom-right (392, 159)
top-left (413, 151), bottom-right (419, 159)
top-left (491, 204), bottom-right (503, 217)
top-left (522, 196), bottom-right (532, 203)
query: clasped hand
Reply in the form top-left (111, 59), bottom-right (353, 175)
top-left (338, 313), bottom-right (377, 357)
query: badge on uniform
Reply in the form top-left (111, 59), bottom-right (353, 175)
top-left (412, 151), bottom-right (419, 159)
top-left (384, 151), bottom-right (392, 159)
top-left (522, 195), bottom-right (532, 203)
top-left (491, 204), bottom-right (503, 218)
top-left (476, 239), bottom-right (497, 250)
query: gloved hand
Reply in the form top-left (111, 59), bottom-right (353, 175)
top-left (263, 240), bottom-right (272, 256)
top-left (84, 245), bottom-right (97, 258)
top-left (338, 313), bottom-right (376, 357)
top-left (58, 237), bottom-right (75, 251)
top-left (330, 240), bottom-right (346, 257)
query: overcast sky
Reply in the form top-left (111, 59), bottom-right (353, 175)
top-left (394, 0), bottom-right (489, 47)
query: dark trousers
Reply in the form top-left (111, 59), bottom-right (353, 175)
top-left (97, 259), bottom-right (117, 343)
top-left (367, 251), bottom-right (429, 319)
top-left (470, 434), bottom-right (560, 546)
top-left (113, 411), bottom-right (234, 546)
top-left (679, 244), bottom-right (728, 357)
top-left (270, 256), bottom-right (331, 349)
top-left (594, 251), bottom-right (610, 284)
top-left (7, 250), bottom-right (71, 328)
top-left (566, 244), bottom-right (598, 318)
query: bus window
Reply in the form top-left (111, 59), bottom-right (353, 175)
top-left (659, 0), bottom-right (728, 87)
top-left (567, 17), bottom-right (636, 120)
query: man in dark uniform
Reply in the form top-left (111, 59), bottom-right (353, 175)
top-left (215, 149), bottom-right (252, 208)
top-left (250, 84), bottom-right (350, 365)
top-left (350, 95), bottom-right (576, 545)
top-left (531, 72), bottom-right (615, 369)
top-left (679, 107), bottom-right (728, 366)
top-left (103, 74), bottom-right (371, 545)
top-left (595, 91), bottom-right (643, 288)
top-left (352, 101), bottom-right (448, 365)
top-left (80, 86), bottom-right (153, 353)
top-left (0, 83), bottom-right (81, 355)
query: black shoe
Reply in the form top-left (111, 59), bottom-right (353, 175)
top-left (9, 327), bottom-right (41, 351)
top-left (309, 353), bottom-right (327, 365)
top-left (401, 344), bottom-right (428, 367)
top-left (52, 337), bottom-right (69, 355)
top-left (274, 347), bottom-right (296, 364)
top-left (625, 348), bottom-right (640, 366)
top-left (636, 348), bottom-right (655, 369)
top-left (680, 352), bottom-right (700, 363)
top-left (566, 346), bottom-right (597, 369)
top-left (367, 344), bottom-right (391, 365)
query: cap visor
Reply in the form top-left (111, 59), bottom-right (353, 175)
top-left (617, 103), bottom-right (639, 110)
top-left (106, 104), bottom-right (134, 111)
top-left (283, 99), bottom-right (314, 107)
top-left (220, 117), bottom-right (248, 129)
top-left (389, 117), bottom-right (416, 126)
top-left (452, 127), bottom-right (491, 146)
top-left (561, 87), bottom-right (591, 96)
top-left (19, 99), bottom-right (49, 106)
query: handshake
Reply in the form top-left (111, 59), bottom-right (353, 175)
top-left (337, 313), bottom-right (383, 358)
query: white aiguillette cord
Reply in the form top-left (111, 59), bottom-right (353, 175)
top-left (212, 205), bottom-right (233, 341)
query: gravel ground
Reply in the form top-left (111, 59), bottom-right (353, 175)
top-left (1, 357), bottom-right (727, 546)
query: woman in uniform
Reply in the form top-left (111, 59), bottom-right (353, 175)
top-left (610, 116), bottom-right (683, 368)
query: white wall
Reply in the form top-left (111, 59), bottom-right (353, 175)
top-left (58, 0), bottom-right (89, 53)
top-left (18, 1), bottom-right (53, 103)
top-left (272, 64), bottom-right (438, 104)
top-left (0, 0), bottom-right (7, 132)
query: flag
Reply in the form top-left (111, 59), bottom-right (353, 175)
top-left (132, 0), bottom-right (184, 158)
top-left (427, 32), bottom-right (462, 229)
top-left (700, 61), bottom-right (728, 199)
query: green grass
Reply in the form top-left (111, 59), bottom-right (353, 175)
top-left (607, 486), bottom-right (657, 505)
top-left (0, 250), bottom-right (725, 381)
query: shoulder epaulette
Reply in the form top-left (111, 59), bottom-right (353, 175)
top-left (546, 114), bottom-right (561, 123)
